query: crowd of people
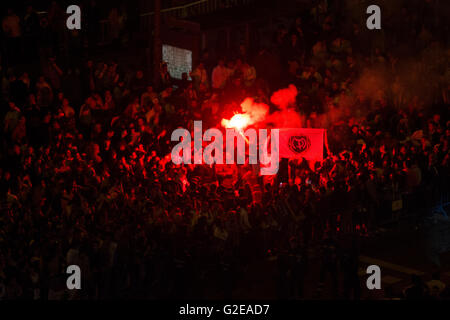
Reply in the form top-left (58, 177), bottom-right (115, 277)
top-left (0, 1), bottom-right (449, 300)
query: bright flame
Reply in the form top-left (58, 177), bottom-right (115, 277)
top-left (221, 113), bottom-right (250, 131)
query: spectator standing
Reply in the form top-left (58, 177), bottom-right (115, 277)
top-left (190, 62), bottom-right (208, 91)
top-left (2, 9), bottom-right (21, 65)
top-left (211, 59), bottom-right (229, 91)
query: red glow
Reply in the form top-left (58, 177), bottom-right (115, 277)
top-left (221, 113), bottom-right (250, 131)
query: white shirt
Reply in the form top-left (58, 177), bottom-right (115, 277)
top-left (212, 65), bottom-right (229, 89)
top-left (191, 68), bottom-right (208, 86)
top-left (2, 15), bottom-right (21, 38)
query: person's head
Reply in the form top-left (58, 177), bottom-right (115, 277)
top-left (18, 115), bottom-right (26, 125)
top-left (291, 33), bottom-right (297, 43)
top-left (28, 93), bottom-right (36, 104)
top-left (136, 70), bottom-right (143, 79)
top-left (40, 17), bottom-right (49, 27)
top-left (8, 101), bottom-right (16, 109)
top-left (433, 114), bottom-right (440, 124)
top-left (87, 97), bottom-right (96, 108)
top-left (13, 144), bottom-right (21, 155)
top-left (94, 123), bottom-right (102, 134)
top-left (278, 24), bottom-right (287, 35)
top-left (202, 49), bottom-right (209, 59)
top-left (199, 83), bottom-right (207, 92)
top-left (37, 76), bottom-right (45, 84)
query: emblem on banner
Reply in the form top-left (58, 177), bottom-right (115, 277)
top-left (288, 135), bottom-right (311, 154)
